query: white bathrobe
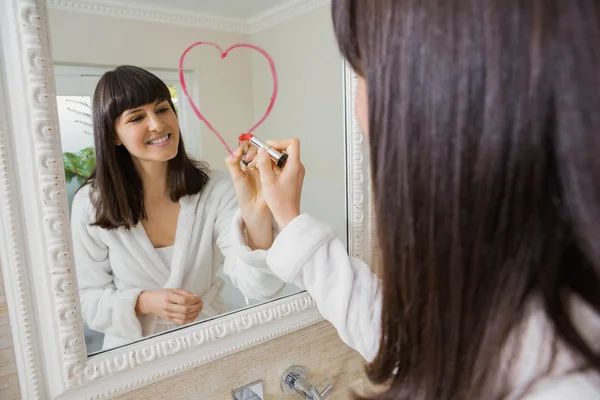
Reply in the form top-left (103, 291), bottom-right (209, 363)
top-left (71, 169), bottom-right (285, 349)
top-left (266, 214), bottom-right (600, 399)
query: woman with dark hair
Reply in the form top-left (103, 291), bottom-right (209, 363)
top-left (71, 65), bottom-right (284, 350)
top-left (236, 1), bottom-right (600, 398)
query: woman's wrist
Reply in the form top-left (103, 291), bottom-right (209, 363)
top-left (135, 291), bottom-right (149, 314)
top-left (273, 209), bottom-right (301, 230)
top-left (242, 210), bottom-right (273, 250)
top-left (240, 202), bottom-right (271, 227)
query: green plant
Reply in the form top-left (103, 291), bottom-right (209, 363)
top-left (167, 84), bottom-right (178, 113)
top-left (63, 146), bottom-right (95, 186)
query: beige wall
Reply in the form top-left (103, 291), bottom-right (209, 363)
top-left (251, 6), bottom-right (347, 239)
top-left (48, 9), bottom-right (254, 170)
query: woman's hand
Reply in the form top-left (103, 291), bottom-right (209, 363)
top-left (225, 144), bottom-right (274, 250)
top-left (135, 288), bottom-right (203, 326)
top-left (225, 143), bottom-right (267, 215)
top-left (252, 138), bottom-right (305, 229)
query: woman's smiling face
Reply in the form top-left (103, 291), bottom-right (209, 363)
top-left (113, 99), bottom-right (180, 164)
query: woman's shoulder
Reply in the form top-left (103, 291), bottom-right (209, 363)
top-left (523, 371), bottom-right (600, 400)
top-left (509, 296), bottom-right (600, 398)
top-left (71, 183), bottom-right (96, 219)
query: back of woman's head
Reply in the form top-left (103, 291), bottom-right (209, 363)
top-left (332, 1), bottom-right (600, 398)
top-left (84, 65), bottom-right (208, 229)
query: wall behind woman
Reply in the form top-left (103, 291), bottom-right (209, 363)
top-left (251, 6), bottom-right (347, 240)
top-left (48, 8), bottom-right (255, 169)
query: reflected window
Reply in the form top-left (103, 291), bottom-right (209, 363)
top-left (57, 96), bottom-right (95, 209)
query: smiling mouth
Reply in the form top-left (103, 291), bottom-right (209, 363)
top-left (146, 133), bottom-right (171, 145)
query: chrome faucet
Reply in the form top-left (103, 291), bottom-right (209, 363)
top-left (281, 366), bottom-right (333, 400)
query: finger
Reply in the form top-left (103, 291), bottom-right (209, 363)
top-left (166, 300), bottom-right (202, 314)
top-left (167, 290), bottom-right (202, 306)
top-left (166, 291), bottom-right (188, 305)
top-left (185, 309), bottom-right (202, 323)
top-left (239, 140), bottom-right (252, 151)
top-left (243, 145), bottom-right (258, 164)
top-left (265, 138), bottom-right (300, 158)
top-left (183, 301), bottom-right (204, 315)
top-left (169, 312), bottom-right (200, 326)
top-left (185, 295), bottom-right (202, 306)
top-left (185, 308), bottom-right (202, 319)
top-left (266, 138), bottom-right (301, 173)
top-left (166, 303), bottom-right (189, 314)
top-left (184, 310), bottom-right (200, 320)
top-left (254, 147), bottom-right (277, 185)
top-left (224, 147), bottom-right (244, 182)
top-left (165, 312), bottom-right (187, 324)
top-left (171, 289), bottom-right (202, 305)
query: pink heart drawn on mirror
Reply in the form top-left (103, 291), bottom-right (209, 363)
top-left (178, 42), bottom-right (279, 157)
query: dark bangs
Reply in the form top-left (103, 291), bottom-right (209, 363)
top-left (331, 0), bottom-right (363, 75)
top-left (100, 65), bottom-right (175, 126)
top-left (82, 65), bottom-right (209, 230)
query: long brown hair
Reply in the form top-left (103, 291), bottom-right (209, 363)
top-left (332, 1), bottom-right (600, 398)
top-left (80, 65), bottom-right (209, 229)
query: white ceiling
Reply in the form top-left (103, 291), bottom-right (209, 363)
top-left (121, 0), bottom-right (288, 21)
top-left (49, 0), bottom-right (330, 32)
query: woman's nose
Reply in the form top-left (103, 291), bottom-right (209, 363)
top-left (147, 113), bottom-right (165, 132)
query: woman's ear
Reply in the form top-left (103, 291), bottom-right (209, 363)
top-left (113, 135), bottom-right (122, 146)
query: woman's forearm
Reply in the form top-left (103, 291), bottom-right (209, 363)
top-left (243, 210), bottom-right (274, 250)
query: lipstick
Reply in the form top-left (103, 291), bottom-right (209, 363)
top-left (238, 133), bottom-right (288, 168)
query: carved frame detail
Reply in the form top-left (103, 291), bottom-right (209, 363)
top-left (0, 1), bottom-right (369, 398)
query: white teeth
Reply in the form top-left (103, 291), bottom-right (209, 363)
top-left (147, 134), bottom-right (170, 145)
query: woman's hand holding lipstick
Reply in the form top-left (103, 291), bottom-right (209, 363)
top-left (226, 137), bottom-right (305, 231)
top-left (225, 145), bottom-right (273, 250)
top-left (251, 138), bottom-right (305, 229)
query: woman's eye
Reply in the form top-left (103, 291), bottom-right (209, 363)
top-left (157, 107), bottom-right (169, 113)
top-left (129, 116), bottom-right (142, 123)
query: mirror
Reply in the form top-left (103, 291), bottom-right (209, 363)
top-left (47, 1), bottom-right (347, 355)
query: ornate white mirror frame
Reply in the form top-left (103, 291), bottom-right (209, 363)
top-left (0, 0), bottom-right (374, 398)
